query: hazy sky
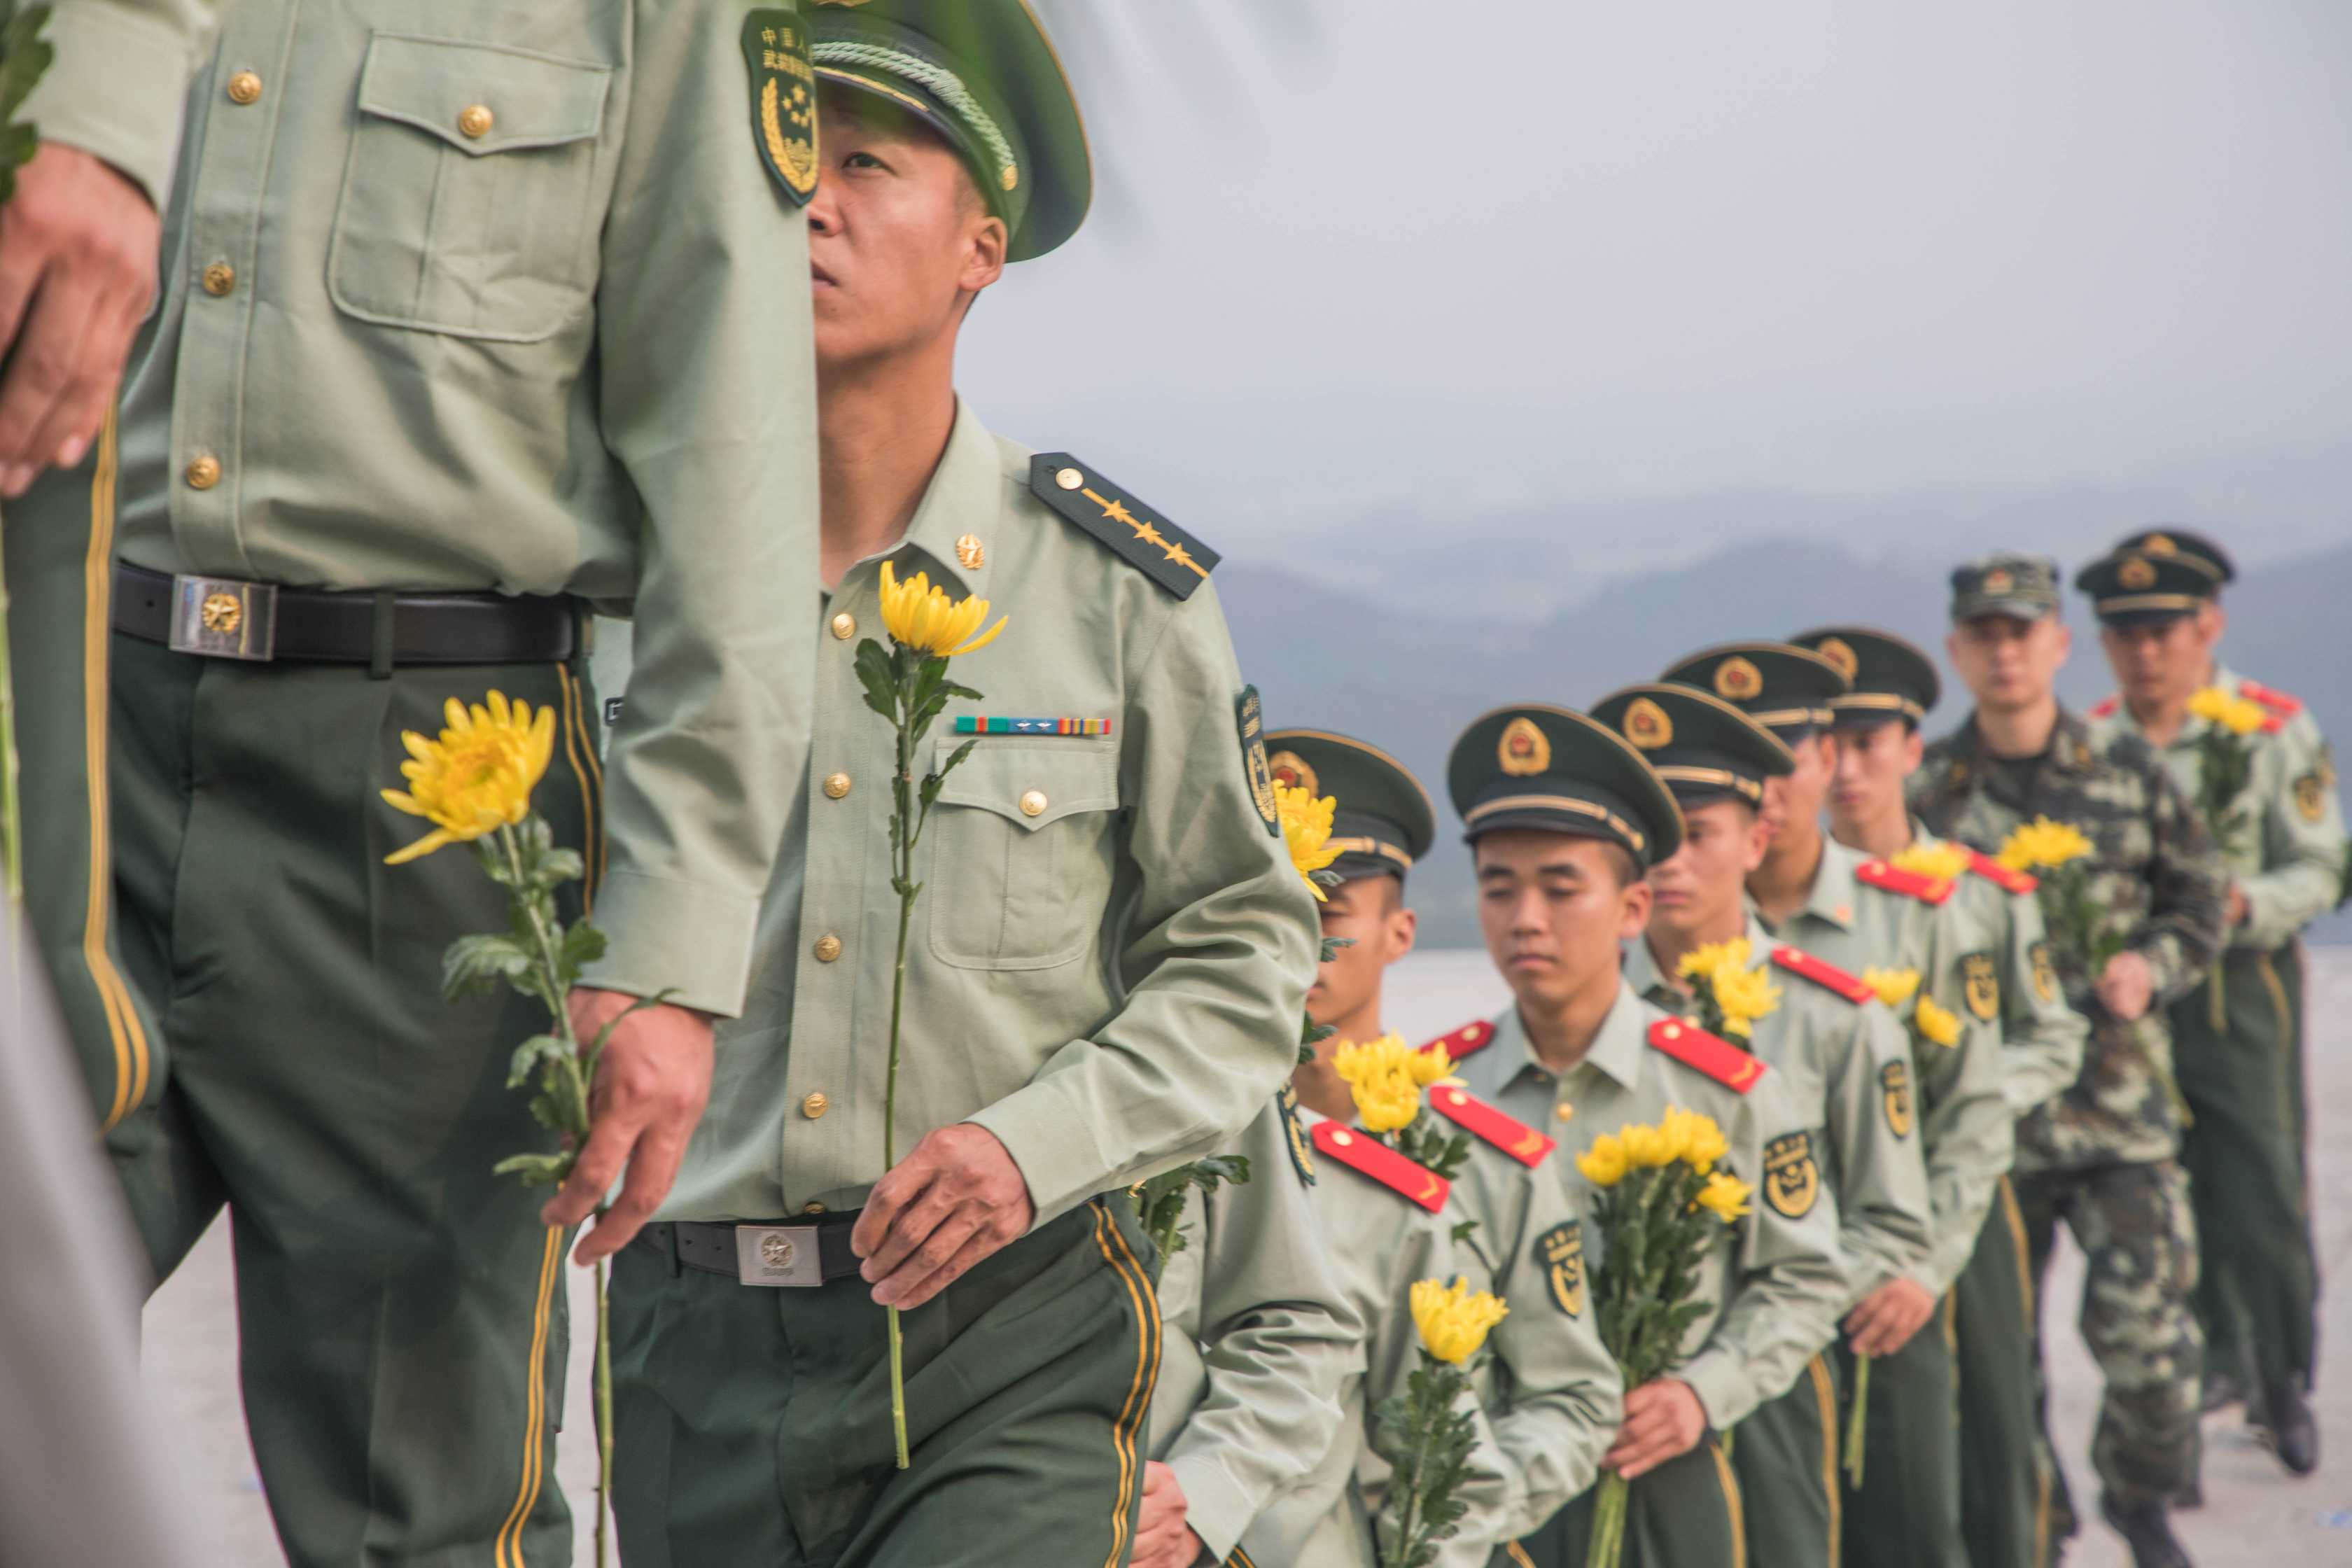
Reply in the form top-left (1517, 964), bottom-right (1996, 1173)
top-left (964, 1), bottom-right (2352, 546)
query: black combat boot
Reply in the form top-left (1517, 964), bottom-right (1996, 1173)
top-left (2099, 1497), bottom-right (2192, 1568)
top-left (2197, 1368), bottom-right (2244, 1413)
top-left (2253, 1380), bottom-right (2319, 1476)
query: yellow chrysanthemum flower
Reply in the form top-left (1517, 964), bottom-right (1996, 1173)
top-left (876, 559), bottom-right (1008, 658)
top-left (1863, 967), bottom-right (1921, 1009)
top-left (1410, 1276), bottom-right (1510, 1366)
top-left (1576, 1133), bottom-right (1629, 1188)
top-left (1621, 1121), bottom-right (1679, 1169)
top-left (1694, 1170), bottom-right (1754, 1223)
top-left (1333, 1035), bottom-right (1427, 1134)
top-left (1276, 783), bottom-right (1343, 902)
top-left (381, 692), bottom-right (556, 865)
top-left (1996, 816), bottom-right (2094, 874)
top-left (1914, 993), bottom-right (1962, 1048)
top-left (1662, 1105), bottom-right (1729, 1172)
top-left (1677, 937), bottom-right (1752, 985)
top-left (2220, 698), bottom-right (2266, 736)
top-left (1891, 841), bottom-right (1970, 885)
top-left (1409, 1046), bottom-right (1455, 1088)
top-left (2187, 687), bottom-right (2231, 724)
top-left (1712, 963), bottom-right (1782, 1031)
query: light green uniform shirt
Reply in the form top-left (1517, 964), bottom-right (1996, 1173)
top-left (1627, 918), bottom-right (1933, 1310)
top-left (2086, 666), bottom-right (2348, 952)
top-left (111, 0), bottom-right (820, 1016)
top-left (1146, 1102), bottom-right (1359, 1566)
top-left (1756, 833), bottom-right (2011, 1296)
top-left (19, 0), bottom-right (219, 207)
top-left (657, 401), bottom-right (1320, 1225)
top-left (1451, 983), bottom-right (1849, 1432)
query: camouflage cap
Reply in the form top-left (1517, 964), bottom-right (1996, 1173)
top-left (1949, 552), bottom-right (2060, 622)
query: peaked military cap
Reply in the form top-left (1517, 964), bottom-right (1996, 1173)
top-left (1949, 552), bottom-right (2060, 622)
top-left (1266, 728), bottom-right (1437, 885)
top-left (2111, 526), bottom-right (2235, 585)
top-left (1589, 683), bottom-right (1793, 810)
top-left (1659, 642), bottom-right (1849, 743)
top-left (1791, 626), bottom-right (1940, 730)
top-left (2074, 548), bottom-right (2222, 626)
top-left (1447, 704), bottom-right (1683, 869)
top-left (810, 0), bottom-right (1091, 260)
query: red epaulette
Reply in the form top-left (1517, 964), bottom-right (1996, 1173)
top-left (2239, 679), bottom-right (2302, 718)
top-left (1310, 1121), bottom-right (1449, 1212)
top-left (1426, 1084), bottom-right (1557, 1167)
top-left (1422, 1018), bottom-right (1498, 1063)
top-left (2090, 695), bottom-right (2120, 720)
top-left (1768, 944), bottom-right (1875, 1004)
top-left (1854, 859), bottom-right (1956, 906)
top-left (1646, 1017), bottom-right (1765, 1095)
top-left (2261, 713), bottom-right (2286, 736)
top-left (1966, 848), bottom-right (2038, 896)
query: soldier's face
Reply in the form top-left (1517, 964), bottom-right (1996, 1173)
top-left (1947, 613), bottom-right (2070, 711)
top-left (2098, 610), bottom-right (2218, 708)
top-left (1761, 734), bottom-right (1834, 843)
top-left (1307, 874), bottom-right (1417, 1030)
top-left (807, 94), bottom-right (1008, 371)
top-left (1646, 800), bottom-right (1767, 943)
top-left (1827, 721), bottom-right (1921, 838)
top-left (1475, 832), bottom-right (1649, 1011)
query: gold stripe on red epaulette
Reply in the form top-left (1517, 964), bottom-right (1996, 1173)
top-left (1426, 1084), bottom-right (1556, 1166)
top-left (1646, 1017), bottom-right (1765, 1094)
top-left (1310, 1121), bottom-right (1450, 1212)
top-left (1768, 945), bottom-right (1875, 1004)
top-left (1423, 1017), bottom-right (1499, 1063)
top-left (1854, 859), bottom-right (1956, 906)
top-left (1966, 848), bottom-right (2038, 896)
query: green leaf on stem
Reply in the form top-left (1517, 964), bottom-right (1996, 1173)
top-left (442, 934), bottom-right (535, 999)
top-left (491, 1151), bottom-right (576, 1186)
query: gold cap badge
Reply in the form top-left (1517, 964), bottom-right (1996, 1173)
top-left (1714, 656), bottom-right (1763, 702)
top-left (1983, 568), bottom-right (2013, 594)
top-left (1623, 697), bottom-right (1673, 750)
top-left (1499, 716), bottom-right (1550, 776)
top-left (1268, 750), bottom-right (1319, 797)
top-left (2119, 556), bottom-right (2157, 590)
top-left (2141, 533), bottom-right (2176, 555)
top-left (1818, 637), bottom-right (1858, 681)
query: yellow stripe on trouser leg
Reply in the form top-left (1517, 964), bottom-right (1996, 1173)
top-left (79, 408), bottom-right (149, 1130)
top-left (496, 1226), bottom-right (563, 1568)
top-left (1093, 1202), bottom-right (1163, 1568)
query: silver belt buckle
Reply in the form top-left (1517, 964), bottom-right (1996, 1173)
top-left (734, 1224), bottom-right (822, 1287)
top-left (168, 574), bottom-right (278, 661)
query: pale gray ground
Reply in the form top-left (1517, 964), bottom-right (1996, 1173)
top-left (144, 950), bottom-right (2352, 1565)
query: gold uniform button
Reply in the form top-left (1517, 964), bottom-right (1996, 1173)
top-left (830, 612), bottom-right (856, 641)
top-left (1055, 466), bottom-right (1084, 491)
top-left (184, 455), bottom-right (221, 490)
top-left (822, 771), bottom-right (851, 799)
top-left (1555, 1103), bottom-right (1576, 1122)
top-left (1018, 789), bottom-right (1047, 818)
top-left (225, 71), bottom-right (263, 106)
top-left (458, 104), bottom-right (494, 139)
top-left (801, 1092), bottom-right (829, 1120)
top-left (802, 1201), bottom-right (826, 1215)
top-left (813, 934), bottom-right (842, 962)
top-left (202, 263), bottom-right (236, 297)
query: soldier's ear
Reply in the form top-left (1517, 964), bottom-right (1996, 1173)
top-left (1617, 876), bottom-right (1652, 941)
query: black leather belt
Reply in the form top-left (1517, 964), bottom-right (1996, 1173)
top-left (636, 1214), bottom-right (867, 1288)
top-left (113, 561), bottom-right (578, 668)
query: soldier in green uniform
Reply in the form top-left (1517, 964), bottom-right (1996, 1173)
top-left (605, 10), bottom-right (1322, 1564)
top-left (2079, 536), bottom-right (2343, 1477)
top-left (1666, 640), bottom-right (2012, 1568)
top-left (1440, 704), bottom-right (1849, 1568)
top-left (1795, 623), bottom-right (2089, 1568)
top-left (1601, 680), bottom-right (1933, 1568)
top-left (1912, 553), bottom-right (2229, 1568)
top-left (7, 2), bottom-right (823, 1562)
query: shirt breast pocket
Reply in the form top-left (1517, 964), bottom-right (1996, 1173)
top-left (925, 736), bottom-right (1121, 972)
top-left (329, 34), bottom-right (613, 343)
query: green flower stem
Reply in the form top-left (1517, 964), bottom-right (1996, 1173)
top-left (1844, 1354), bottom-right (1869, 1489)
top-left (881, 650), bottom-right (921, 1472)
top-left (0, 522), bottom-right (19, 901)
top-left (1586, 1472), bottom-right (1629, 1568)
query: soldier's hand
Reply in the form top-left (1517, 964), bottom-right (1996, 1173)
top-left (2226, 883), bottom-right (2249, 927)
top-left (853, 1121), bottom-right (1035, 1310)
top-left (2096, 950), bottom-right (2155, 1022)
top-left (1845, 1277), bottom-right (1938, 1356)
top-left (1133, 1462), bottom-right (1203, 1568)
top-left (543, 990), bottom-right (716, 1264)
top-left (0, 146), bottom-right (161, 497)
top-left (1602, 1378), bottom-right (1707, 1479)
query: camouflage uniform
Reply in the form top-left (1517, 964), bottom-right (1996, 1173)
top-left (1910, 708), bottom-right (2228, 1543)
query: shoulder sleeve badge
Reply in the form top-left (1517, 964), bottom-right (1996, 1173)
top-left (742, 13), bottom-right (818, 204)
top-left (1647, 1017), bottom-right (1765, 1094)
top-left (1966, 848), bottom-right (2038, 896)
top-left (1855, 860), bottom-right (1956, 905)
top-left (1236, 686), bottom-right (1280, 836)
top-left (1763, 1130), bottom-right (1821, 1218)
top-left (1278, 1085), bottom-right (1315, 1186)
top-left (1424, 1018), bottom-right (1499, 1064)
top-left (1310, 1121), bottom-right (1449, 1212)
top-left (2295, 745), bottom-right (2336, 825)
top-left (1534, 1221), bottom-right (1586, 1317)
top-left (1029, 455), bottom-right (1219, 600)
top-left (1426, 1084), bottom-right (1556, 1167)
top-left (1768, 945), bottom-right (1875, 1004)
top-left (1960, 951), bottom-right (2002, 1021)
top-left (1880, 1060), bottom-right (1914, 1140)
top-left (2028, 939), bottom-right (2060, 1005)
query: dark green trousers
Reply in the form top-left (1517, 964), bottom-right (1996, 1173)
top-left (1953, 1176), bottom-right (2045, 1568)
top-left (610, 1197), bottom-right (1158, 1567)
top-left (1840, 1304), bottom-right (1966, 1568)
top-left (1732, 1351), bottom-right (1840, 1567)
top-left (8, 421), bottom-right (606, 1568)
top-left (1504, 1437), bottom-right (1744, 1568)
top-left (2175, 943), bottom-right (2316, 1399)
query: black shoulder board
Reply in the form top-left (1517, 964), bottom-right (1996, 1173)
top-left (1030, 454), bottom-right (1219, 601)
